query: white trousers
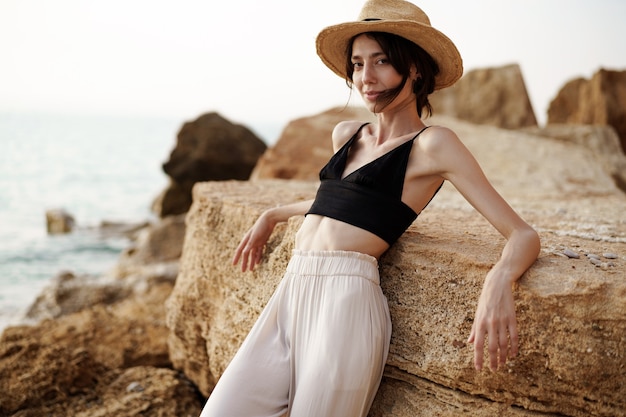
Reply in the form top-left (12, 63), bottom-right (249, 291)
top-left (200, 250), bottom-right (392, 417)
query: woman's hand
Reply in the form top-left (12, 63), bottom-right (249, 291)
top-left (231, 199), bottom-right (315, 272)
top-left (467, 272), bottom-right (518, 372)
top-left (232, 212), bottom-right (277, 272)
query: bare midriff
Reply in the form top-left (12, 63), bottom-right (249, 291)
top-left (295, 214), bottom-right (390, 259)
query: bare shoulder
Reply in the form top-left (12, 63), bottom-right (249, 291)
top-left (331, 120), bottom-right (369, 152)
top-left (415, 125), bottom-right (479, 177)
top-left (419, 125), bottom-right (463, 153)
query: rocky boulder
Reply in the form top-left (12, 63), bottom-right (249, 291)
top-left (430, 63), bottom-right (538, 129)
top-left (155, 112), bottom-right (267, 216)
top-left (547, 68), bottom-right (626, 153)
top-left (166, 116), bottom-right (625, 416)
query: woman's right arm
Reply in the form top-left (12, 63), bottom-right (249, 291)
top-left (232, 199), bottom-right (314, 272)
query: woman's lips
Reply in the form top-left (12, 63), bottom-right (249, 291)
top-left (363, 91), bottom-right (381, 101)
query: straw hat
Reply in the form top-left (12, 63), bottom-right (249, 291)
top-left (316, 0), bottom-right (463, 90)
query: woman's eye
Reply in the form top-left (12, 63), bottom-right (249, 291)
top-left (352, 62), bottom-right (363, 69)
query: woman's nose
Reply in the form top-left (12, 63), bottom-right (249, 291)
top-left (361, 64), bottom-right (375, 83)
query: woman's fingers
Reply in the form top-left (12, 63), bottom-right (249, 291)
top-left (232, 233), bottom-right (251, 269)
top-left (233, 214), bottom-right (275, 272)
top-left (247, 245), bottom-right (263, 271)
top-left (469, 320), bottom-right (518, 372)
top-left (508, 323), bottom-right (519, 358)
top-left (472, 330), bottom-right (485, 371)
top-left (487, 329), bottom-right (506, 371)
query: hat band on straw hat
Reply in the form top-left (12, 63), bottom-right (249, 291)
top-left (315, 0), bottom-right (463, 90)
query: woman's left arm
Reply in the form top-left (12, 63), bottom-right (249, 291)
top-left (427, 127), bottom-right (541, 372)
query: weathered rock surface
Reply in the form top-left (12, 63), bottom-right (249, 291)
top-left (155, 112), bottom-right (267, 217)
top-left (430, 63), bottom-right (538, 129)
top-left (1, 362), bottom-right (201, 417)
top-left (548, 68), bottom-right (626, 153)
top-left (166, 116), bottom-right (625, 417)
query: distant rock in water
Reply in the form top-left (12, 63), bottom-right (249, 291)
top-left (45, 208), bottom-right (75, 234)
top-left (155, 112), bottom-right (267, 217)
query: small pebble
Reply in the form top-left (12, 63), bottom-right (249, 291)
top-left (603, 253), bottom-right (618, 260)
top-left (126, 382), bottom-right (144, 393)
top-left (586, 253), bottom-right (601, 260)
top-left (590, 258), bottom-right (602, 266)
top-left (563, 248), bottom-right (580, 259)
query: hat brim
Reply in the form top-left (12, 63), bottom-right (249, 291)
top-left (316, 20), bottom-right (463, 90)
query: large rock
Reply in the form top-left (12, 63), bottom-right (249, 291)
top-left (155, 112), bottom-right (267, 216)
top-left (165, 116), bottom-right (625, 416)
top-left (548, 68), bottom-right (626, 153)
top-left (430, 64), bottom-right (538, 129)
top-left (251, 106), bottom-right (375, 180)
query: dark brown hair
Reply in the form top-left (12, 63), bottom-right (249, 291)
top-left (345, 32), bottom-right (439, 117)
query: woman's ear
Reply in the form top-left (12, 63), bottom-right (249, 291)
top-left (411, 66), bottom-right (421, 82)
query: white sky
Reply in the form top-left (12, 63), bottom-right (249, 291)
top-left (1, 0), bottom-right (625, 132)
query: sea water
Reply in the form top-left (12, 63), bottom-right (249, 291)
top-left (0, 111), bottom-right (280, 332)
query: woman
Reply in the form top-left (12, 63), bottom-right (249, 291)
top-left (200, 0), bottom-right (540, 416)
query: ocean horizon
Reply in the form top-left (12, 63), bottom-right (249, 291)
top-left (0, 110), bottom-right (281, 332)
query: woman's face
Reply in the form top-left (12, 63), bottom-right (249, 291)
top-left (350, 34), bottom-right (414, 113)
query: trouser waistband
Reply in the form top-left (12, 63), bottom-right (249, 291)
top-left (287, 249), bottom-right (380, 285)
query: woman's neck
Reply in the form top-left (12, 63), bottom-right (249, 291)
top-left (374, 106), bottom-right (426, 144)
